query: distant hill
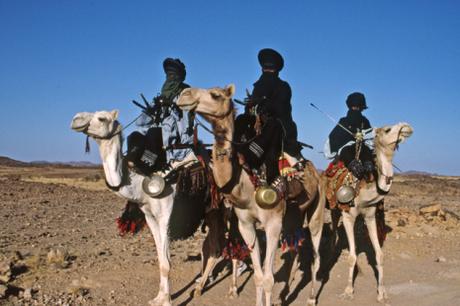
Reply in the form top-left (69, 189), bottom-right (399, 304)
top-left (29, 160), bottom-right (100, 168)
top-left (0, 156), bottom-right (30, 167)
top-left (0, 156), bottom-right (100, 168)
top-left (400, 170), bottom-right (437, 176)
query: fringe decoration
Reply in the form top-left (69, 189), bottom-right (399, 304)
top-left (85, 136), bottom-right (90, 153)
top-left (325, 160), bottom-right (346, 177)
top-left (222, 237), bottom-right (250, 261)
top-left (197, 154), bottom-right (221, 209)
top-left (177, 163), bottom-right (207, 196)
top-left (281, 228), bottom-right (306, 253)
top-left (116, 201), bottom-right (146, 236)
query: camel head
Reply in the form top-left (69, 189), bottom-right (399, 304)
top-left (374, 122), bottom-right (413, 153)
top-left (177, 85), bottom-right (235, 122)
top-left (71, 110), bottom-right (120, 139)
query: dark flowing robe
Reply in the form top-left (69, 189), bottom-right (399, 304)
top-left (252, 72), bottom-right (301, 156)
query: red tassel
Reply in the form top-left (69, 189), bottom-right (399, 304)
top-left (278, 157), bottom-right (290, 171)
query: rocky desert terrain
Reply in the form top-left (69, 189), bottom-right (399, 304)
top-left (0, 162), bottom-right (459, 306)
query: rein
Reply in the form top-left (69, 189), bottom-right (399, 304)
top-left (193, 100), bottom-right (258, 147)
top-left (84, 114), bottom-right (143, 153)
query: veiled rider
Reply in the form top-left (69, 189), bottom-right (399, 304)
top-left (127, 58), bottom-right (195, 175)
top-left (326, 92), bottom-right (374, 180)
top-left (235, 48), bottom-right (304, 184)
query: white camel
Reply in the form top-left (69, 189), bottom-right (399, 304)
top-left (71, 110), bottom-right (195, 306)
top-left (177, 84), bottom-right (326, 306)
top-left (328, 122), bottom-right (413, 302)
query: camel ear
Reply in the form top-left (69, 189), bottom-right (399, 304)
top-left (110, 109), bottom-right (119, 120)
top-left (225, 84), bottom-right (235, 98)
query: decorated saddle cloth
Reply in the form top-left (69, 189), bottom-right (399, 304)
top-left (176, 159), bottom-right (207, 196)
top-left (324, 161), bottom-right (354, 211)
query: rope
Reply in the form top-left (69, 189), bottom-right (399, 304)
top-left (84, 113), bottom-right (142, 154)
top-left (194, 116), bottom-right (258, 146)
top-left (120, 113), bottom-right (143, 133)
top-left (354, 130), bottom-right (363, 160)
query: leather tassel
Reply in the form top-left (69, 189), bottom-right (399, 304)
top-left (85, 136), bottom-right (90, 153)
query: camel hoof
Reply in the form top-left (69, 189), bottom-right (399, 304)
top-left (148, 293), bottom-right (172, 306)
top-left (307, 297), bottom-right (316, 306)
top-left (339, 287), bottom-right (354, 300)
top-left (377, 287), bottom-right (388, 303)
top-left (227, 286), bottom-right (238, 299)
top-left (272, 299), bottom-right (282, 306)
top-left (193, 287), bottom-right (202, 298)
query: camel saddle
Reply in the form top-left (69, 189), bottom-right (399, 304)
top-left (325, 161), bottom-right (353, 211)
top-left (277, 158), bottom-right (314, 205)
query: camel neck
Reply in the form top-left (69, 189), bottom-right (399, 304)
top-left (211, 114), bottom-right (235, 189)
top-left (375, 147), bottom-right (394, 193)
top-left (96, 134), bottom-right (124, 188)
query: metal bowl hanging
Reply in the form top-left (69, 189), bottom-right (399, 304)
top-left (336, 185), bottom-right (355, 204)
top-left (255, 185), bottom-right (279, 209)
top-left (142, 174), bottom-right (166, 197)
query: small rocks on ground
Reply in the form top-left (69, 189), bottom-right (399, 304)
top-left (436, 256), bottom-right (447, 263)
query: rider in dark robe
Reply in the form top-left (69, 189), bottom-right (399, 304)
top-left (328, 92), bottom-right (374, 179)
top-left (235, 48), bottom-right (302, 183)
top-left (251, 49), bottom-right (302, 159)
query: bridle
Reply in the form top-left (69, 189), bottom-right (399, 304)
top-left (375, 126), bottom-right (407, 186)
top-left (83, 113), bottom-right (142, 153)
top-left (193, 99), bottom-right (259, 148)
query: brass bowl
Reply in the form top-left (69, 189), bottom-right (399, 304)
top-left (255, 186), bottom-right (279, 209)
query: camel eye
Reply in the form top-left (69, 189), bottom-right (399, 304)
top-left (385, 128), bottom-right (391, 133)
top-left (210, 91), bottom-right (222, 100)
top-left (98, 117), bottom-right (107, 122)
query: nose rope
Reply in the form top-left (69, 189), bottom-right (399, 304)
top-left (84, 113), bottom-right (143, 154)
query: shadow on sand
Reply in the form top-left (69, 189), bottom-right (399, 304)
top-left (277, 212), bottom-right (392, 305)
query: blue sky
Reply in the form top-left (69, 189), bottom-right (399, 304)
top-left (1, 0), bottom-right (459, 175)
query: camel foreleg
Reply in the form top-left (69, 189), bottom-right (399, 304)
top-left (263, 219), bottom-right (282, 306)
top-left (340, 211), bottom-right (357, 300)
top-left (306, 186), bottom-right (325, 306)
top-left (365, 214), bottom-right (387, 303)
top-left (227, 259), bottom-right (239, 298)
top-left (194, 255), bottom-right (218, 297)
top-left (238, 220), bottom-right (264, 306)
top-left (143, 201), bottom-right (173, 306)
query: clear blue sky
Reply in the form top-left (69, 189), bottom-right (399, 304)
top-left (1, 0), bottom-right (459, 175)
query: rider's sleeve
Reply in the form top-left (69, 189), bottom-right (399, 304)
top-left (166, 108), bottom-right (192, 162)
top-left (329, 118), bottom-right (350, 153)
top-left (177, 110), bottom-right (193, 145)
top-left (135, 113), bottom-right (154, 135)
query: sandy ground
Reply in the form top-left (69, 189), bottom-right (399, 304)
top-left (1, 165), bottom-right (460, 306)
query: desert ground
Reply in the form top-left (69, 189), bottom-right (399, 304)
top-left (1, 162), bottom-right (460, 306)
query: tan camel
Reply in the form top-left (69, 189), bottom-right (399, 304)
top-left (177, 85), bottom-right (326, 306)
top-left (71, 110), bottom-right (201, 306)
top-left (328, 122), bottom-right (413, 303)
